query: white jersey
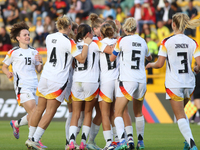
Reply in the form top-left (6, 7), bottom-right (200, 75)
top-left (3, 46), bottom-right (39, 88)
top-left (100, 37), bottom-right (118, 84)
top-left (114, 35), bottom-right (150, 83)
top-left (158, 34), bottom-right (200, 88)
top-left (73, 40), bottom-right (106, 82)
top-left (41, 32), bottom-right (80, 84)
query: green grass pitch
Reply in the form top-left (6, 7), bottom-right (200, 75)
top-left (0, 121), bottom-right (199, 150)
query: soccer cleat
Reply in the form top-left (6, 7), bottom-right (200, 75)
top-left (86, 141), bottom-right (101, 150)
top-left (115, 139), bottom-right (127, 150)
top-left (39, 140), bottom-right (47, 149)
top-left (136, 140), bottom-right (144, 150)
top-left (25, 139), bottom-right (44, 150)
top-left (190, 146), bottom-right (198, 150)
top-left (127, 138), bottom-right (135, 150)
top-left (190, 120), bottom-right (195, 124)
top-left (79, 142), bottom-right (88, 150)
top-left (10, 120), bottom-right (19, 139)
top-left (102, 143), bottom-right (115, 150)
top-left (197, 122), bottom-right (200, 126)
top-left (66, 141), bottom-right (76, 150)
top-left (183, 141), bottom-right (190, 150)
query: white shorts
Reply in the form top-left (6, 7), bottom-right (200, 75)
top-left (71, 82), bottom-right (99, 101)
top-left (36, 77), bottom-right (68, 103)
top-left (98, 80), bottom-right (116, 103)
top-left (166, 87), bottom-right (194, 101)
top-left (116, 81), bottom-right (146, 101)
top-left (15, 87), bottom-right (38, 106)
top-left (65, 79), bottom-right (72, 104)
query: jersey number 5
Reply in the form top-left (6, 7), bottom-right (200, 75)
top-left (177, 52), bottom-right (188, 73)
top-left (131, 50), bottom-right (141, 69)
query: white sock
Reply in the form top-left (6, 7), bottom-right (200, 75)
top-left (77, 111), bottom-right (84, 135)
top-left (15, 114), bottom-right (28, 127)
top-left (33, 127), bottom-right (45, 142)
top-left (88, 122), bottom-right (100, 143)
top-left (103, 130), bottom-right (112, 146)
top-left (185, 115), bottom-right (190, 126)
top-left (114, 117), bottom-right (125, 142)
top-left (135, 116), bottom-right (145, 140)
top-left (69, 126), bottom-right (78, 143)
top-left (81, 125), bottom-right (90, 144)
top-left (112, 126), bottom-right (119, 142)
top-left (65, 112), bottom-right (72, 141)
top-left (125, 126), bottom-right (134, 141)
top-left (177, 118), bottom-right (194, 147)
top-left (28, 126), bottom-right (36, 139)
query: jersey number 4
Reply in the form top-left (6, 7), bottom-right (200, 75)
top-left (49, 47), bottom-right (68, 69)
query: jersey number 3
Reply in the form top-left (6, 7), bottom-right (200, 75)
top-left (177, 52), bottom-right (188, 73)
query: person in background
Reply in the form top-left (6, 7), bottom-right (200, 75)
top-left (168, 2), bottom-right (182, 31)
top-left (120, 0), bottom-right (134, 14)
top-left (67, 0), bottom-right (81, 21)
top-left (42, 15), bottom-right (56, 43)
top-left (32, 0), bottom-right (49, 25)
top-left (5, 2), bottom-right (19, 26)
top-left (32, 18), bottom-right (44, 47)
top-left (129, 0), bottom-right (141, 22)
top-left (157, 20), bottom-right (170, 42)
top-left (75, 0), bottom-right (94, 25)
top-left (103, 3), bottom-right (116, 20)
top-left (185, 0), bottom-right (198, 37)
top-left (19, 0), bottom-right (33, 25)
top-left (116, 6), bottom-right (126, 24)
top-left (0, 27), bottom-right (13, 51)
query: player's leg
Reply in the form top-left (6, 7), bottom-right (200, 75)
top-left (80, 98), bottom-right (97, 150)
top-left (87, 100), bottom-right (101, 150)
top-left (133, 98), bottom-right (144, 150)
top-left (123, 106), bottom-right (134, 150)
top-left (65, 102), bottom-right (72, 146)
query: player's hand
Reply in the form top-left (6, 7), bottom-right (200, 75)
top-left (145, 63), bottom-right (152, 70)
top-left (35, 53), bottom-right (43, 63)
top-left (6, 72), bottom-right (13, 79)
top-left (194, 65), bottom-right (200, 74)
top-left (83, 37), bottom-right (92, 45)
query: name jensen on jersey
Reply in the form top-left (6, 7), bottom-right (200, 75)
top-left (175, 44), bottom-right (188, 48)
top-left (78, 45), bottom-right (83, 49)
top-left (132, 42), bottom-right (141, 47)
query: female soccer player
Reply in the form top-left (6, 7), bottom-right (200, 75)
top-left (25, 15), bottom-right (92, 150)
top-left (86, 13), bottom-right (104, 150)
top-left (67, 23), bottom-right (113, 150)
top-left (146, 13), bottom-right (200, 150)
top-left (2, 22), bottom-right (43, 139)
top-left (110, 17), bottom-right (152, 150)
top-left (98, 23), bottom-right (118, 150)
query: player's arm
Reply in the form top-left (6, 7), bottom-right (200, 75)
top-left (145, 56), bottom-right (166, 69)
top-left (2, 63), bottom-right (13, 79)
top-left (110, 50), bottom-right (118, 62)
top-left (146, 55), bottom-right (152, 61)
top-left (103, 44), bottom-right (115, 54)
top-left (75, 37), bottom-right (92, 64)
top-left (35, 53), bottom-right (43, 73)
top-left (194, 56), bottom-right (200, 74)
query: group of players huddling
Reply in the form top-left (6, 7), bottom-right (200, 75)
top-left (2, 12), bottom-right (200, 150)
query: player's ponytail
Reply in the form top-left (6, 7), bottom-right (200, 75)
top-left (172, 13), bottom-right (200, 32)
top-left (122, 17), bottom-right (137, 33)
top-left (100, 23), bottom-right (114, 38)
top-left (56, 15), bottom-right (72, 31)
top-left (75, 24), bottom-right (92, 43)
top-left (89, 13), bottom-right (104, 30)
